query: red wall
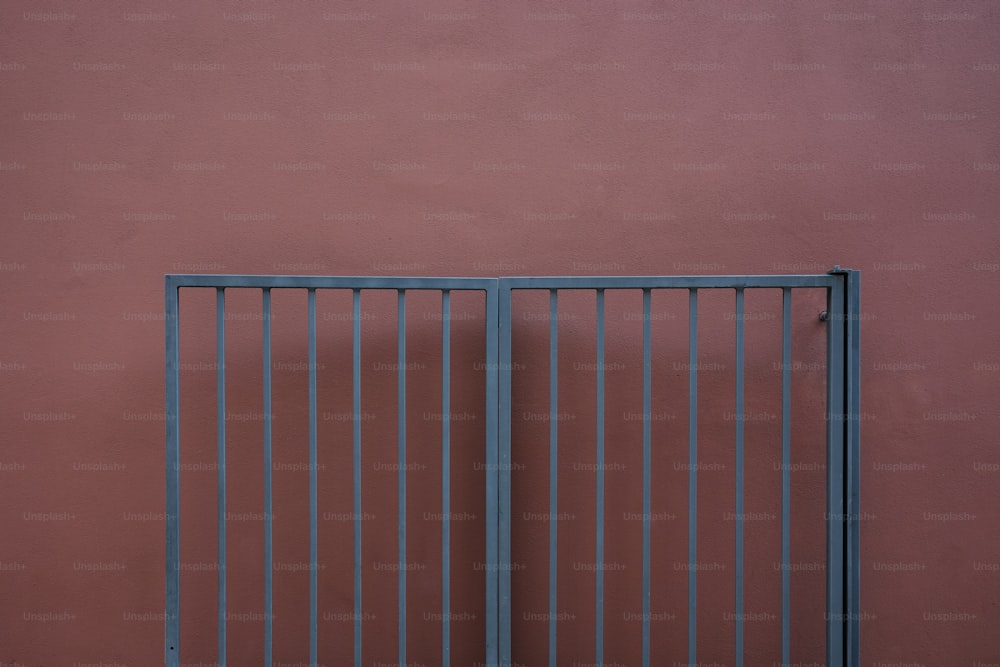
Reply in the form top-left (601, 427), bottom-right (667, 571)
top-left (2, 1), bottom-right (998, 665)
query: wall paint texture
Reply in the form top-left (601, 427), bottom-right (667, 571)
top-left (1, 1), bottom-right (998, 664)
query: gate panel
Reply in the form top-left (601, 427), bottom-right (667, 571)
top-left (165, 276), bottom-right (499, 667)
top-left (497, 273), bottom-right (860, 667)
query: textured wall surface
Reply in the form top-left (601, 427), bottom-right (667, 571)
top-left (1, 0), bottom-right (998, 665)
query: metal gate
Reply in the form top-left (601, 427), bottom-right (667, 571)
top-left (165, 269), bottom-right (860, 667)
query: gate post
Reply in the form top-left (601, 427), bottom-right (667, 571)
top-left (164, 275), bottom-right (180, 667)
top-left (826, 266), bottom-right (862, 667)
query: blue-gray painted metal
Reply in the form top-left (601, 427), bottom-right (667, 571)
top-left (484, 284), bottom-right (500, 667)
top-left (262, 289), bottom-right (274, 665)
top-left (442, 290), bottom-right (451, 667)
top-left (165, 276), bottom-right (499, 667)
top-left (492, 275), bottom-right (837, 290)
top-left (826, 276), bottom-right (846, 667)
top-left (352, 289), bottom-right (363, 667)
top-left (497, 285), bottom-right (513, 667)
top-left (166, 271), bottom-right (860, 667)
top-left (169, 275), bottom-right (500, 290)
top-left (492, 274), bottom-right (860, 666)
top-left (595, 290), bottom-right (605, 666)
top-left (830, 267), bottom-right (862, 667)
top-left (216, 288), bottom-right (227, 667)
top-left (398, 290), bottom-right (407, 667)
top-left (781, 288), bottom-right (792, 666)
top-left (688, 289), bottom-right (698, 665)
top-left (734, 288), bottom-right (745, 667)
top-left (548, 290), bottom-right (558, 667)
top-left (308, 289), bottom-right (319, 665)
top-left (641, 288), bottom-right (652, 667)
top-left (844, 269), bottom-right (862, 667)
top-left (164, 279), bottom-right (180, 667)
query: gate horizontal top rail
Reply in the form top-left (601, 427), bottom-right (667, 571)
top-left (166, 274), bottom-right (498, 289)
top-left (167, 273), bottom-right (839, 289)
top-left (498, 274), bottom-right (839, 288)
top-left (165, 269), bottom-right (860, 667)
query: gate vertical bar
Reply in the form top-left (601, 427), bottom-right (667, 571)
top-left (308, 289), bottom-right (319, 665)
top-left (441, 290), bottom-right (451, 667)
top-left (216, 288), bottom-right (227, 667)
top-left (826, 277), bottom-right (846, 667)
top-left (687, 289), bottom-right (698, 665)
top-left (353, 289), bottom-right (363, 667)
top-left (165, 278), bottom-right (180, 667)
top-left (641, 289), bottom-right (652, 667)
top-left (498, 284), bottom-right (513, 667)
top-left (262, 289), bottom-right (273, 666)
top-left (485, 282), bottom-right (500, 667)
top-left (398, 290), bottom-right (407, 667)
top-left (844, 270), bottom-right (861, 667)
top-left (734, 289), bottom-right (745, 667)
top-left (595, 290), bottom-right (605, 666)
top-left (780, 288), bottom-right (792, 666)
top-left (548, 289), bottom-right (558, 667)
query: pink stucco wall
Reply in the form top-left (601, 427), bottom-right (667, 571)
top-left (2, 1), bottom-right (998, 665)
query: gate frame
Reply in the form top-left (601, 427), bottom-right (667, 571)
top-left (165, 269), bottom-right (860, 667)
top-left (164, 276), bottom-right (500, 667)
